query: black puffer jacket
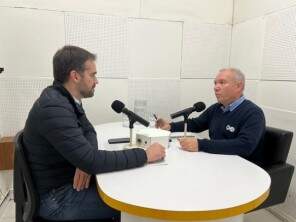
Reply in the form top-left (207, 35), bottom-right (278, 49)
top-left (23, 81), bottom-right (147, 195)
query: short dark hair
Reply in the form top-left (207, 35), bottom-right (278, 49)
top-left (53, 45), bottom-right (96, 83)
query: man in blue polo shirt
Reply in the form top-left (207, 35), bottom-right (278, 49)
top-left (156, 68), bottom-right (265, 158)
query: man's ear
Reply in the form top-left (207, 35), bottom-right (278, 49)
top-left (237, 81), bottom-right (244, 91)
top-left (69, 70), bottom-right (80, 82)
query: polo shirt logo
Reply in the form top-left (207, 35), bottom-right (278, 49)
top-left (226, 125), bottom-right (235, 133)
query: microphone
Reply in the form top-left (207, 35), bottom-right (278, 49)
top-left (111, 100), bottom-right (150, 127)
top-left (170, 102), bottom-right (206, 119)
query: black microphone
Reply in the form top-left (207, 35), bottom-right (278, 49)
top-left (111, 100), bottom-right (150, 127)
top-left (170, 102), bottom-right (206, 119)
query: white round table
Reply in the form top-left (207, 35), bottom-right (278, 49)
top-left (95, 122), bottom-right (270, 222)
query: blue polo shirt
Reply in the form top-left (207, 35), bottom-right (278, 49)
top-left (221, 96), bottom-right (245, 112)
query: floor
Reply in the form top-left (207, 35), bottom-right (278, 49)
top-left (0, 193), bottom-right (284, 222)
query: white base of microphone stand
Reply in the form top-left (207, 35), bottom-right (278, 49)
top-left (123, 127), bottom-right (140, 149)
top-left (124, 143), bottom-right (140, 149)
top-left (183, 135), bottom-right (195, 138)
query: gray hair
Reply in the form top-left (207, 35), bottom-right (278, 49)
top-left (219, 68), bottom-right (245, 89)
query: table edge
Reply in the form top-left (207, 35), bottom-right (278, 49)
top-left (96, 183), bottom-right (270, 220)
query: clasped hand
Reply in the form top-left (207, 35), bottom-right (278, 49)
top-left (178, 137), bottom-right (199, 152)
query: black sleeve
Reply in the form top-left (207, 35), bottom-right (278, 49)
top-left (39, 106), bottom-right (147, 175)
top-left (79, 114), bottom-right (98, 149)
top-left (198, 109), bottom-right (265, 157)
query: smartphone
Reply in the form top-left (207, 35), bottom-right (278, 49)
top-left (108, 137), bottom-right (130, 144)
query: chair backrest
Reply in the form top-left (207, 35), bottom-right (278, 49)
top-left (264, 126), bottom-right (293, 165)
top-left (14, 131), bottom-right (39, 222)
top-left (249, 126), bottom-right (294, 210)
top-left (248, 126), bottom-right (293, 166)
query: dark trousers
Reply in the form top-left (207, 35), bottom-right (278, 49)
top-left (38, 181), bottom-right (119, 221)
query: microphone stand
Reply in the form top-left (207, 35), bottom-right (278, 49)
top-left (183, 114), bottom-right (189, 138)
top-left (125, 117), bottom-right (137, 148)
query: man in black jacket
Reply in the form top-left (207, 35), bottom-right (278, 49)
top-left (23, 45), bottom-right (165, 221)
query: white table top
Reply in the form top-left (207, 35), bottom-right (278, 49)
top-left (95, 122), bottom-right (271, 220)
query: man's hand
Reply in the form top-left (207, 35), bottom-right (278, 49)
top-left (145, 143), bottom-right (166, 163)
top-left (155, 118), bottom-right (171, 131)
top-left (73, 168), bottom-right (91, 191)
top-left (178, 137), bottom-right (199, 152)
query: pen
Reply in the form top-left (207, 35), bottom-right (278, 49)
top-left (153, 113), bottom-right (158, 120)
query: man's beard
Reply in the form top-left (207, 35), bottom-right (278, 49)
top-left (81, 88), bottom-right (95, 98)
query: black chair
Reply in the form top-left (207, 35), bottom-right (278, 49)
top-left (248, 126), bottom-right (294, 210)
top-left (14, 131), bottom-right (40, 222)
top-left (13, 131), bottom-right (117, 222)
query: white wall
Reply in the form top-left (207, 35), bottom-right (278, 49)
top-left (232, 1), bottom-right (296, 221)
top-left (0, 0), bottom-right (232, 203)
top-left (2, 2), bottom-right (296, 219)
